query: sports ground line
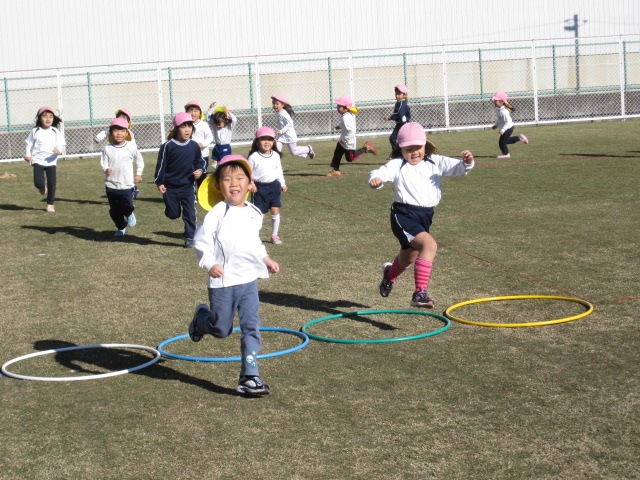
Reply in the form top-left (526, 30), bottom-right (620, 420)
top-left (286, 188), bottom-right (595, 302)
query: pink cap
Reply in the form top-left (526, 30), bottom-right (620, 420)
top-left (37, 106), bottom-right (55, 117)
top-left (395, 84), bottom-right (408, 94)
top-left (271, 94), bottom-right (289, 105)
top-left (218, 154), bottom-right (252, 175)
top-left (492, 91), bottom-right (509, 102)
top-left (109, 117), bottom-right (130, 129)
top-left (397, 122), bottom-right (427, 148)
top-left (334, 96), bottom-right (354, 108)
top-left (115, 108), bottom-right (133, 120)
top-left (173, 112), bottom-right (194, 127)
top-left (255, 126), bottom-right (276, 139)
top-left (184, 100), bottom-right (202, 111)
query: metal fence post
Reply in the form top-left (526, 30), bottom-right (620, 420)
top-left (3, 77), bottom-right (10, 132)
top-left (56, 70), bottom-right (65, 148)
top-left (167, 67), bottom-right (174, 118)
top-left (442, 46), bottom-right (450, 129)
top-left (254, 57), bottom-right (262, 127)
top-left (348, 51), bottom-right (354, 101)
top-left (248, 62), bottom-right (254, 113)
top-left (619, 36), bottom-right (626, 118)
top-left (531, 40), bottom-right (539, 123)
top-left (87, 72), bottom-right (94, 125)
top-left (403, 52), bottom-right (408, 87)
top-left (156, 64), bottom-right (165, 142)
top-left (328, 57), bottom-right (333, 105)
top-left (478, 48), bottom-right (484, 98)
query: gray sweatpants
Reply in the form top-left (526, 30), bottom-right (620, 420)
top-left (194, 280), bottom-right (262, 376)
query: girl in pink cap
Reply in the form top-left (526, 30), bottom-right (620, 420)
top-left (491, 91), bottom-right (529, 158)
top-left (369, 122), bottom-right (474, 308)
top-left (247, 126), bottom-right (287, 244)
top-left (326, 96), bottom-right (377, 177)
top-left (384, 83), bottom-right (412, 153)
top-left (184, 100), bottom-right (214, 187)
top-left (24, 106), bottom-right (66, 213)
top-left (271, 94), bottom-right (315, 160)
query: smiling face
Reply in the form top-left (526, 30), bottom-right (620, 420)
top-left (217, 163), bottom-right (251, 207)
top-left (400, 144), bottom-right (426, 165)
top-left (110, 126), bottom-right (128, 145)
top-left (257, 136), bottom-right (274, 154)
top-left (272, 100), bottom-right (284, 112)
top-left (187, 106), bottom-right (201, 122)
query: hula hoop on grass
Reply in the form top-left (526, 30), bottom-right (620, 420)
top-left (301, 309), bottom-right (451, 344)
top-left (157, 327), bottom-right (309, 362)
top-left (1, 343), bottom-right (161, 382)
top-left (445, 295), bottom-right (594, 328)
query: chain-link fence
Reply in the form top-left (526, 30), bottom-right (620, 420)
top-left (2, 35), bottom-right (639, 162)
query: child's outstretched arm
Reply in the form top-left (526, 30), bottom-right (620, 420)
top-left (461, 150), bottom-right (474, 165)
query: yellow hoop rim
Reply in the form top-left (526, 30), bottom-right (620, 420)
top-left (444, 295), bottom-right (594, 328)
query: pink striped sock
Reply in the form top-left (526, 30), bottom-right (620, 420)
top-left (387, 257), bottom-right (408, 282)
top-left (414, 258), bottom-right (433, 292)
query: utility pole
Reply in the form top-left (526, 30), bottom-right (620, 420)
top-left (564, 14), bottom-right (587, 91)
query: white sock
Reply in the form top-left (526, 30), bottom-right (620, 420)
top-left (271, 214), bottom-right (280, 236)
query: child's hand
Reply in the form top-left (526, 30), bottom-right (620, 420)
top-left (384, 115), bottom-right (389, 121)
top-left (264, 257), bottom-right (279, 274)
top-left (499, 130), bottom-right (505, 135)
top-left (335, 125), bottom-right (341, 130)
top-left (491, 124), bottom-right (497, 130)
top-left (461, 150), bottom-right (474, 164)
top-left (24, 156), bottom-right (31, 162)
top-left (208, 264), bottom-right (224, 278)
top-left (193, 170), bottom-right (202, 179)
top-left (209, 102), bottom-right (217, 108)
top-left (105, 168), bottom-right (113, 175)
top-left (134, 175), bottom-right (142, 183)
top-left (158, 184), bottom-right (167, 193)
top-left (281, 185), bottom-right (288, 193)
top-left (249, 183), bottom-right (257, 194)
top-left (53, 148), bottom-right (61, 155)
top-left (369, 177), bottom-right (383, 189)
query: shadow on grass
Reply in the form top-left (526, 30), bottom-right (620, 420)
top-left (55, 197), bottom-right (107, 205)
top-left (0, 203), bottom-right (43, 211)
top-left (22, 225), bottom-right (179, 246)
top-left (153, 230), bottom-right (185, 240)
top-left (32, 340), bottom-right (239, 396)
top-left (259, 291), bottom-right (396, 330)
top-left (559, 153), bottom-right (638, 159)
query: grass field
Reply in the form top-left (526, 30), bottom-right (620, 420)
top-left (1, 121), bottom-right (638, 479)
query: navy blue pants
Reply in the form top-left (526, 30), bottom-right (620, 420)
top-left (106, 186), bottom-right (135, 230)
top-left (498, 127), bottom-right (520, 154)
top-left (33, 164), bottom-right (56, 205)
top-left (163, 184), bottom-right (196, 239)
top-left (253, 180), bottom-right (282, 214)
top-left (390, 202), bottom-right (435, 250)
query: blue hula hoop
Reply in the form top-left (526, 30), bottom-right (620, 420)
top-left (301, 309), bottom-right (451, 344)
top-left (157, 326), bottom-right (309, 362)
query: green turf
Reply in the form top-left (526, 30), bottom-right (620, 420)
top-left (0, 121), bottom-right (638, 479)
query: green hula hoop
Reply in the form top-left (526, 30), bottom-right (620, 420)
top-left (445, 295), bottom-right (595, 328)
top-left (301, 309), bottom-right (451, 344)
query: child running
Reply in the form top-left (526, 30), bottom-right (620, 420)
top-left (369, 122), bottom-right (474, 308)
top-left (206, 102), bottom-right (237, 170)
top-left (326, 96), bottom-right (377, 177)
top-left (383, 84), bottom-right (411, 152)
top-left (271, 94), bottom-right (315, 159)
top-left (185, 100), bottom-right (214, 187)
top-left (491, 91), bottom-right (529, 158)
top-left (154, 112), bottom-right (205, 248)
top-left (189, 154), bottom-right (280, 396)
top-left (24, 106), bottom-right (66, 213)
top-left (100, 118), bottom-right (144, 236)
top-left (247, 126), bottom-right (287, 244)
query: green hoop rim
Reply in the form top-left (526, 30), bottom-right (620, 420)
top-left (301, 309), bottom-right (451, 344)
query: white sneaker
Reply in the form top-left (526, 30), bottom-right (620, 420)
top-left (127, 212), bottom-right (137, 227)
top-left (497, 154), bottom-right (511, 158)
top-left (271, 235), bottom-right (282, 245)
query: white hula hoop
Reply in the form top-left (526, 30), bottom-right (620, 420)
top-left (1, 343), bottom-right (161, 382)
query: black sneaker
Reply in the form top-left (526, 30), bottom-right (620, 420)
top-left (379, 262), bottom-right (395, 298)
top-left (237, 376), bottom-right (270, 396)
top-left (410, 290), bottom-right (435, 308)
top-left (184, 238), bottom-right (195, 248)
top-left (189, 304), bottom-right (208, 342)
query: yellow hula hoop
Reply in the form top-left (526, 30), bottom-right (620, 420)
top-left (445, 295), bottom-right (594, 328)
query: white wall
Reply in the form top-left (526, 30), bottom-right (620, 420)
top-left (1, 0), bottom-right (639, 73)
